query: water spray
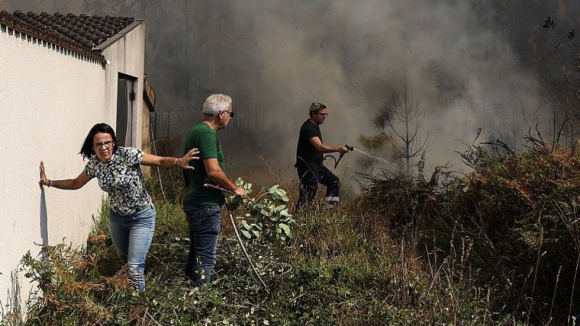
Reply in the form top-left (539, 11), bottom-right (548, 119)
top-left (325, 144), bottom-right (391, 168)
top-left (351, 147), bottom-right (391, 164)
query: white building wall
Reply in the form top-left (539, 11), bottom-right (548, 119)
top-left (102, 22), bottom-right (146, 149)
top-left (0, 21), bottom-right (145, 319)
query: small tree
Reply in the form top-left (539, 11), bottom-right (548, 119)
top-left (542, 16), bottom-right (580, 148)
top-left (359, 84), bottom-right (431, 175)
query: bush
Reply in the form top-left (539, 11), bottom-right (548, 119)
top-left (358, 140), bottom-right (580, 324)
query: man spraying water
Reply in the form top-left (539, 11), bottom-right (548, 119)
top-left (294, 102), bottom-right (350, 211)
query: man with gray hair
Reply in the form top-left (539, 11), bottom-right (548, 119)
top-left (182, 94), bottom-right (246, 286)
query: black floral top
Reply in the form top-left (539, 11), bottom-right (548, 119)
top-left (84, 147), bottom-right (151, 216)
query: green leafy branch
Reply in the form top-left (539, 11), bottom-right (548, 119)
top-left (227, 178), bottom-right (295, 243)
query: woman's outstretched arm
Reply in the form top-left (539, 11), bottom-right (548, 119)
top-left (39, 161), bottom-right (91, 190)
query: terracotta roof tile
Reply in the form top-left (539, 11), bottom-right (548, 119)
top-left (0, 10), bottom-right (136, 63)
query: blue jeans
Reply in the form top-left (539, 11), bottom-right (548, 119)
top-left (109, 204), bottom-right (156, 291)
top-left (183, 203), bottom-right (221, 287)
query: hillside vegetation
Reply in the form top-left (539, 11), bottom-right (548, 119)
top-left (3, 139), bottom-right (580, 325)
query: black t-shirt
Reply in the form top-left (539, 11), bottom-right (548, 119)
top-left (295, 119), bottom-right (323, 167)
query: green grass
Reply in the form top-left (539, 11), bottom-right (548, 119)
top-left (5, 201), bottom-right (495, 325)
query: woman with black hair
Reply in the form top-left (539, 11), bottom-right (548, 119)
top-left (39, 122), bottom-right (199, 291)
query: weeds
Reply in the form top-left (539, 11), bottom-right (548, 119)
top-left (8, 141), bottom-right (580, 325)
top-left (356, 140), bottom-right (580, 324)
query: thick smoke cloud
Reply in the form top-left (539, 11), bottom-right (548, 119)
top-left (1, 0), bottom-right (578, 186)
top-left (205, 0), bottom-right (555, 179)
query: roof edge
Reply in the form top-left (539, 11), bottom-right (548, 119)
top-left (0, 15), bottom-right (107, 64)
top-left (93, 19), bottom-right (144, 52)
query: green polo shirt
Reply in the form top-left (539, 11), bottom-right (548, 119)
top-left (182, 122), bottom-right (226, 205)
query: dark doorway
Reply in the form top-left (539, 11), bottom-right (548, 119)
top-left (116, 74), bottom-right (137, 146)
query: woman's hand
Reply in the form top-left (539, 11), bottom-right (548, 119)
top-left (177, 148), bottom-right (200, 170)
top-left (39, 161), bottom-right (50, 187)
